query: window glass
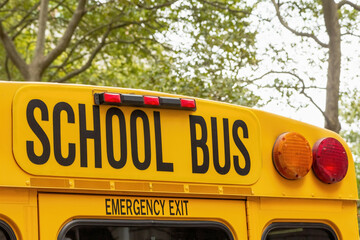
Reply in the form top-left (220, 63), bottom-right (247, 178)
top-left (61, 221), bottom-right (232, 240)
top-left (0, 221), bottom-right (16, 240)
top-left (0, 230), bottom-right (9, 240)
top-left (263, 223), bottom-right (337, 240)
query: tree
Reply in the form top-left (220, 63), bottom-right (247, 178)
top-left (258, 0), bottom-right (360, 133)
top-left (0, 0), bottom-right (259, 106)
top-left (259, 1), bottom-right (360, 226)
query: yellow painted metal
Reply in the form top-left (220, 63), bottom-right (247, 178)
top-left (0, 188), bottom-right (38, 240)
top-left (38, 193), bottom-right (248, 240)
top-left (13, 84), bottom-right (261, 185)
top-left (250, 108), bottom-right (358, 200)
top-left (246, 197), bottom-right (359, 239)
top-left (0, 81), bottom-right (357, 239)
top-left (3, 82), bottom-right (357, 200)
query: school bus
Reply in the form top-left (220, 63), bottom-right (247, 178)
top-left (0, 81), bottom-right (358, 239)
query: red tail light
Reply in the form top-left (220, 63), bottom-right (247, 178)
top-left (312, 138), bottom-right (348, 184)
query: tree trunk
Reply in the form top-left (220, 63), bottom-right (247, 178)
top-left (27, 63), bottom-right (43, 81)
top-left (322, 0), bottom-right (341, 133)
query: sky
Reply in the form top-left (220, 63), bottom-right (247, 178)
top-left (163, 1), bottom-right (359, 131)
top-left (250, 1), bottom-right (360, 130)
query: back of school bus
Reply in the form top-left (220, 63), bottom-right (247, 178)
top-left (0, 82), bottom-right (357, 239)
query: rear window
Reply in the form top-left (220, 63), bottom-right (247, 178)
top-left (59, 220), bottom-right (233, 240)
top-left (0, 221), bottom-right (16, 240)
top-left (262, 223), bottom-right (337, 240)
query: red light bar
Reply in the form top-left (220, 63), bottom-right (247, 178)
top-left (181, 98), bottom-right (196, 109)
top-left (104, 93), bottom-right (121, 103)
top-left (144, 96), bottom-right (160, 106)
top-left (94, 92), bottom-right (196, 111)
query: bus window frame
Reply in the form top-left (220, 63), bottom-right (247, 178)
top-left (57, 219), bottom-right (235, 240)
top-left (0, 220), bottom-right (16, 240)
top-left (261, 222), bottom-right (338, 240)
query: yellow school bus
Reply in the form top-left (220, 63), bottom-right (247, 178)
top-left (0, 81), bottom-right (358, 239)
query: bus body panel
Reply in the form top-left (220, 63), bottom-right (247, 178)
top-left (38, 193), bottom-right (248, 240)
top-left (0, 189), bottom-right (38, 240)
top-left (12, 84), bottom-right (262, 185)
top-left (250, 108), bottom-right (358, 200)
top-left (246, 197), bottom-right (358, 239)
top-left (0, 81), bottom-right (356, 239)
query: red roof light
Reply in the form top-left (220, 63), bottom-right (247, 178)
top-left (94, 92), bottom-right (196, 111)
top-left (104, 93), bottom-right (121, 103)
top-left (181, 98), bottom-right (196, 109)
top-left (144, 96), bottom-right (160, 106)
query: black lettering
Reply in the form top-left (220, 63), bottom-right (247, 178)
top-left (53, 102), bottom-right (76, 166)
top-left (146, 199), bottom-right (153, 215)
top-left (160, 200), bottom-right (165, 215)
top-left (154, 200), bottom-right (160, 215)
top-left (183, 200), bottom-right (189, 215)
top-left (105, 199), bottom-right (111, 215)
top-left (175, 200), bottom-right (181, 215)
top-left (106, 108), bottom-right (127, 169)
top-left (133, 199), bottom-right (140, 215)
top-left (120, 199), bottom-right (125, 215)
top-left (79, 104), bottom-right (101, 168)
top-left (126, 199), bottom-right (133, 215)
top-left (181, 200), bottom-right (184, 215)
top-left (112, 199), bottom-right (119, 215)
top-left (130, 110), bottom-right (151, 170)
top-left (154, 111), bottom-right (173, 172)
top-left (26, 99), bottom-right (50, 165)
top-left (232, 120), bottom-right (250, 176)
top-left (140, 199), bottom-right (146, 215)
top-left (189, 115), bottom-right (209, 173)
top-left (169, 200), bottom-right (175, 216)
top-left (212, 118), bottom-right (231, 175)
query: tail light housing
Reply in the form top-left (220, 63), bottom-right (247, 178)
top-left (312, 138), bottom-right (348, 184)
top-left (273, 133), bottom-right (348, 184)
top-left (273, 132), bottom-right (313, 180)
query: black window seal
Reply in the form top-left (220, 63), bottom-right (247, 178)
top-left (261, 222), bottom-right (338, 240)
top-left (58, 219), bottom-right (234, 240)
top-left (0, 220), bottom-right (16, 240)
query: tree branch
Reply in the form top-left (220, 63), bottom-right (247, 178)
top-left (43, 0), bottom-right (87, 70)
top-left (341, 31), bottom-right (360, 37)
top-left (53, 17), bottom-right (153, 83)
top-left (337, 0), bottom-right (360, 10)
top-left (135, 0), bottom-right (178, 10)
top-left (55, 26), bottom-right (111, 83)
top-left (47, 19), bottom-right (137, 81)
top-left (0, 0), bottom-right (9, 9)
top-left (11, 18), bottom-right (37, 40)
top-left (45, 11), bottom-right (157, 82)
top-left (271, 0), bottom-right (329, 48)
top-left (9, 2), bottom-right (40, 36)
top-left (49, 0), bottom-right (68, 13)
top-left (34, 0), bottom-right (49, 60)
top-left (0, 21), bottom-right (29, 78)
top-left (199, 0), bottom-right (251, 15)
top-left (251, 70), bottom-right (328, 121)
top-left (4, 56), bottom-right (11, 80)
